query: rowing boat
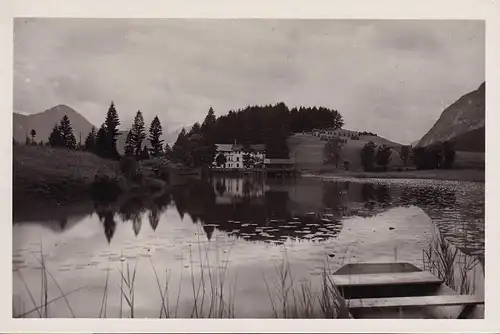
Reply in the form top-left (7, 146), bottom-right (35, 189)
top-left (331, 262), bottom-right (484, 319)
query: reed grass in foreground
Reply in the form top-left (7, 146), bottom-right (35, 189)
top-left (422, 232), bottom-right (482, 295)
top-left (14, 242), bottom-right (345, 318)
top-left (14, 231), bottom-right (481, 318)
top-left (262, 252), bottom-right (350, 318)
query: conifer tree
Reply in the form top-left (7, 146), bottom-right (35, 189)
top-left (124, 130), bottom-right (135, 157)
top-left (84, 126), bottom-right (97, 152)
top-left (104, 101), bottom-right (121, 159)
top-left (94, 124), bottom-right (108, 157)
top-left (59, 115), bottom-right (77, 149)
top-left (201, 107), bottom-right (216, 134)
top-left (140, 145), bottom-right (150, 160)
top-left (30, 129), bottom-right (36, 144)
top-left (189, 122), bottom-right (201, 136)
top-left (149, 115), bottom-right (164, 157)
top-left (131, 110), bottom-right (146, 157)
top-left (164, 143), bottom-right (172, 159)
top-left (48, 123), bottom-right (63, 147)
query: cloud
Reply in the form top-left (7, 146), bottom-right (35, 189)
top-left (14, 18), bottom-right (484, 143)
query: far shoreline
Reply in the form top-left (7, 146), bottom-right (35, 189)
top-left (300, 168), bottom-right (485, 183)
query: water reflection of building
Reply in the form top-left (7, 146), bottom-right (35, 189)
top-left (213, 176), bottom-right (269, 204)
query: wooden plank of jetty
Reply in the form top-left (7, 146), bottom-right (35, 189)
top-left (332, 271), bottom-right (442, 287)
top-left (346, 294), bottom-right (484, 310)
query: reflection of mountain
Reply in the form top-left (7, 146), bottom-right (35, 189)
top-left (13, 199), bottom-right (95, 232)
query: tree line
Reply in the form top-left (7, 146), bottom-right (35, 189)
top-left (30, 102), bottom-right (169, 161)
top-left (170, 102), bottom-right (345, 167)
top-left (23, 101), bottom-right (345, 168)
top-left (357, 141), bottom-right (456, 171)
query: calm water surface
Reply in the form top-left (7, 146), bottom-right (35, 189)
top-left (12, 175), bottom-right (484, 318)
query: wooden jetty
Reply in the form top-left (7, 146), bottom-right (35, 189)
top-left (332, 262), bottom-right (484, 319)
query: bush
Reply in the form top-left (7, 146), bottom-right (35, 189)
top-left (143, 177), bottom-right (166, 192)
top-left (91, 174), bottom-right (123, 201)
top-left (360, 141), bottom-right (377, 171)
top-left (120, 156), bottom-right (144, 183)
top-left (120, 157), bottom-right (138, 178)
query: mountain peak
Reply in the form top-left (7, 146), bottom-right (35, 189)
top-left (416, 82), bottom-right (485, 151)
top-left (13, 105), bottom-right (95, 143)
top-left (478, 81), bottom-right (485, 92)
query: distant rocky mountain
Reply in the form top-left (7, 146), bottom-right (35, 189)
top-left (416, 82), bottom-right (485, 152)
top-left (13, 105), bottom-right (95, 144)
top-left (410, 140), bottom-right (420, 146)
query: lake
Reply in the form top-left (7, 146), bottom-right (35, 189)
top-left (12, 175), bottom-right (485, 318)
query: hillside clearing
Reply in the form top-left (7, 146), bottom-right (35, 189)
top-left (289, 133), bottom-right (484, 182)
top-left (288, 133), bottom-right (403, 172)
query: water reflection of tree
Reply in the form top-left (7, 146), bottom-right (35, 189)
top-left (360, 183), bottom-right (376, 210)
top-left (164, 179), bottom-right (345, 243)
top-left (322, 182), bottom-right (345, 212)
top-left (90, 177), bottom-right (471, 251)
top-left (322, 181), bottom-right (393, 215)
top-left (94, 201), bottom-right (117, 243)
top-left (92, 189), bottom-right (173, 243)
top-left (148, 207), bottom-right (160, 231)
top-left (399, 186), bottom-right (456, 209)
top-left (376, 185), bottom-right (391, 207)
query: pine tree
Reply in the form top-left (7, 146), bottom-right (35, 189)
top-left (124, 130), bottom-right (135, 157)
top-left (59, 115), bottom-right (77, 149)
top-left (30, 129), bottom-right (36, 144)
top-left (131, 110), bottom-right (146, 157)
top-left (48, 123), bottom-right (63, 147)
top-left (201, 106), bottom-right (216, 134)
top-left (84, 126), bottom-right (97, 152)
top-left (376, 145), bottom-right (392, 171)
top-left (140, 145), bottom-right (150, 160)
top-left (94, 124), bottom-right (108, 157)
top-left (164, 143), bottom-right (172, 159)
top-left (189, 122), bottom-right (201, 136)
top-left (172, 128), bottom-right (188, 162)
top-left (149, 115), bottom-right (164, 158)
top-left (104, 101), bottom-right (121, 159)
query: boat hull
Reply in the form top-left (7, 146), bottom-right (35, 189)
top-left (333, 262), bottom-right (484, 319)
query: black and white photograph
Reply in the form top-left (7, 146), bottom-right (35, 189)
top-left (11, 17), bottom-right (486, 321)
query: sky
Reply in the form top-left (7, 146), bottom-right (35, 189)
top-left (14, 19), bottom-right (484, 144)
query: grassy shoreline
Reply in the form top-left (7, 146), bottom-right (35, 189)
top-left (302, 168), bottom-right (485, 183)
top-left (13, 145), bottom-right (169, 208)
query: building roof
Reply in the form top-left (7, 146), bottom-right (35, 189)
top-left (250, 144), bottom-right (266, 152)
top-left (215, 144), bottom-right (233, 152)
top-left (215, 143), bottom-right (266, 153)
top-left (264, 158), bottom-right (294, 164)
